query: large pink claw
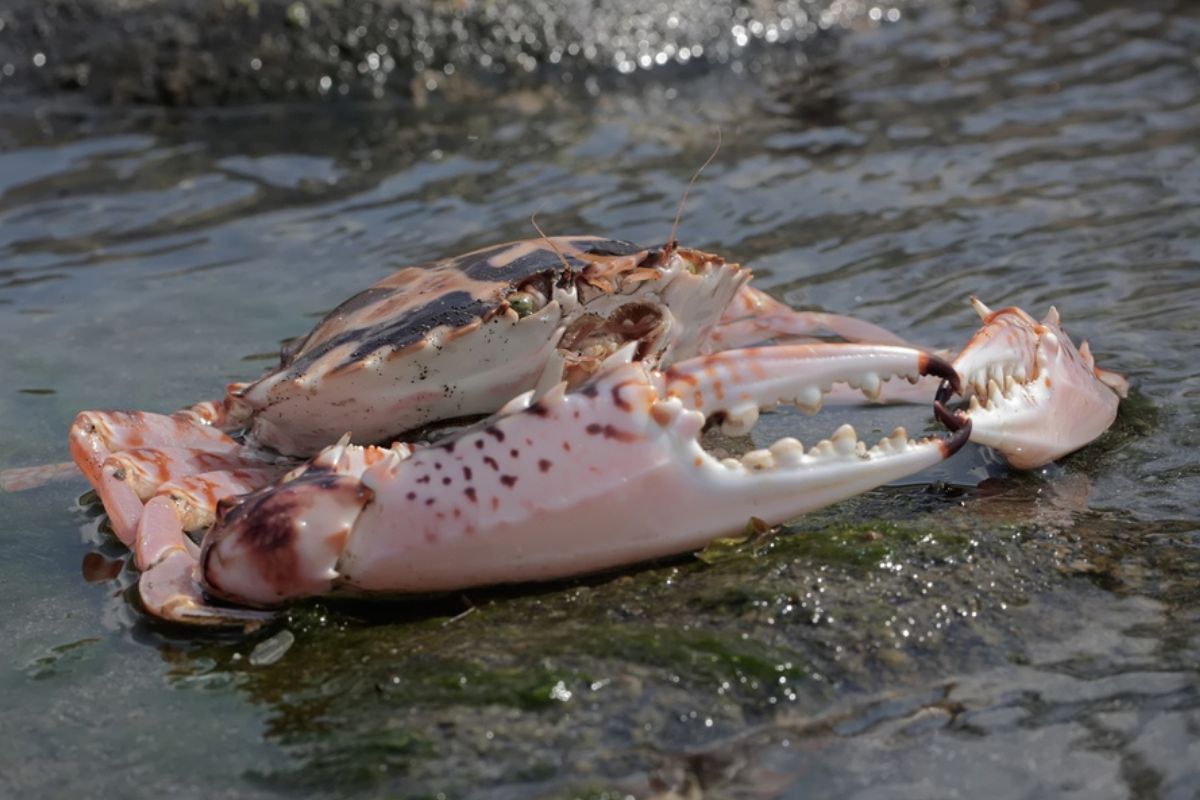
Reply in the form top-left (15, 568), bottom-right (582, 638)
top-left (197, 344), bottom-right (969, 609)
top-left (936, 299), bottom-right (1126, 469)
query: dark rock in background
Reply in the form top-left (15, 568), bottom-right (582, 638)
top-left (0, 0), bottom-right (929, 105)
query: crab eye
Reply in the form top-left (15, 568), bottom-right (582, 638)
top-left (507, 283), bottom-right (549, 318)
top-left (507, 292), bottom-right (537, 317)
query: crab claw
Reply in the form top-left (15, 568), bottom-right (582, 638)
top-left (314, 346), bottom-right (968, 599)
top-left (199, 463), bottom-right (378, 609)
top-left (937, 300), bottom-right (1126, 469)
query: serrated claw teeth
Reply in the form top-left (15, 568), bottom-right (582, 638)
top-left (811, 439), bottom-right (834, 456)
top-left (720, 404), bottom-right (759, 436)
top-left (860, 372), bottom-right (882, 401)
top-left (741, 449), bottom-right (775, 470)
top-left (987, 378), bottom-right (1003, 404)
top-left (769, 437), bottom-right (806, 466)
top-left (794, 386), bottom-right (823, 414)
top-left (832, 423), bottom-right (858, 456)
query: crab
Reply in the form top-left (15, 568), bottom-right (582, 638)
top-left (67, 236), bottom-right (917, 544)
top-left (64, 237), bottom-right (1127, 625)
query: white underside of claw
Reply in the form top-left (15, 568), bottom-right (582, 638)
top-left (953, 301), bottom-right (1123, 468)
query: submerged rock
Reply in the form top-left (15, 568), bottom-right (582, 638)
top-left (0, 0), bottom-right (926, 105)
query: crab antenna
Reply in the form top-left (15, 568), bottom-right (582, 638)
top-left (530, 209), bottom-right (573, 275)
top-left (668, 128), bottom-right (722, 248)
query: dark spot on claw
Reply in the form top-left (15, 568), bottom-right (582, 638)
top-left (934, 378), bottom-right (958, 407)
top-left (922, 355), bottom-right (962, 396)
top-left (485, 426), bottom-right (505, 442)
top-left (538, 459), bottom-right (552, 472)
top-left (938, 417), bottom-right (973, 458)
top-left (500, 475), bottom-right (517, 487)
top-left (465, 487), bottom-right (477, 503)
top-left (483, 456), bottom-right (499, 471)
top-left (611, 382), bottom-right (632, 410)
top-left (585, 423), bottom-right (637, 442)
top-left (529, 402), bottom-right (550, 417)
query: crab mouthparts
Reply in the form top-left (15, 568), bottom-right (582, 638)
top-left (559, 303), bottom-right (668, 375)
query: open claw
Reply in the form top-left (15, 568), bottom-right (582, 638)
top-left (663, 342), bottom-right (959, 434)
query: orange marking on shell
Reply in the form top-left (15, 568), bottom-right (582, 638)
top-left (326, 529), bottom-right (350, 552)
top-left (379, 337), bottom-right (431, 364)
top-left (694, 456), bottom-right (703, 467)
top-left (621, 267), bottom-right (662, 283)
top-left (713, 380), bottom-right (725, 401)
top-left (442, 317), bottom-right (483, 343)
top-left (650, 404), bottom-right (673, 426)
top-left (693, 390), bottom-right (704, 409)
top-left (666, 368), bottom-right (698, 387)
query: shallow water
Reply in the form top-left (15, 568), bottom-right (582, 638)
top-left (2, 2), bottom-right (1198, 797)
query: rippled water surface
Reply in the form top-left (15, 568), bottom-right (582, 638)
top-left (2, 2), bottom-right (1198, 798)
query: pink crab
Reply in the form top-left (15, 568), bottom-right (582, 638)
top-left (60, 237), bottom-right (1126, 625)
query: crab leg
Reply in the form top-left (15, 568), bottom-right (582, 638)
top-left (0, 461), bottom-right (80, 492)
top-left (68, 405), bottom-right (281, 544)
top-left (195, 344), bottom-right (967, 613)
